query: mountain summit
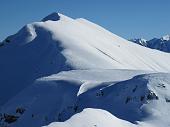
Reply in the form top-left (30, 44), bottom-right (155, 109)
top-left (0, 13), bottom-right (170, 127)
top-left (42, 12), bottom-right (60, 21)
top-left (161, 35), bottom-right (170, 41)
top-left (129, 38), bottom-right (147, 47)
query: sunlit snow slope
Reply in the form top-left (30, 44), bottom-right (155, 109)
top-left (0, 13), bottom-right (170, 127)
top-left (1, 12), bottom-right (170, 105)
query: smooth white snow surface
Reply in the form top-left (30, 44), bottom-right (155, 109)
top-left (45, 108), bottom-right (137, 127)
top-left (0, 13), bottom-right (170, 127)
top-left (44, 108), bottom-right (157, 127)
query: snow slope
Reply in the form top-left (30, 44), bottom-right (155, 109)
top-left (44, 72), bottom-right (170, 127)
top-left (1, 70), bottom-right (170, 127)
top-left (0, 69), bottom-right (148, 127)
top-left (1, 12), bottom-right (170, 127)
top-left (1, 13), bottom-right (170, 106)
top-left (45, 108), bottom-right (137, 127)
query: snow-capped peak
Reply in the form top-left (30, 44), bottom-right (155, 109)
top-left (130, 35), bottom-right (170, 53)
top-left (136, 38), bottom-right (147, 43)
top-left (42, 12), bottom-right (60, 22)
top-left (161, 35), bottom-right (170, 41)
top-left (129, 38), bottom-right (147, 46)
top-left (1, 12), bottom-right (170, 127)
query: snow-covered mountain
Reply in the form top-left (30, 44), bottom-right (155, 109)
top-left (0, 13), bottom-right (170, 127)
top-left (129, 38), bottom-right (148, 47)
top-left (130, 35), bottom-right (170, 53)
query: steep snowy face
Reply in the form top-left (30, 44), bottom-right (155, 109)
top-left (130, 35), bottom-right (170, 53)
top-left (1, 13), bottom-right (170, 72)
top-left (1, 12), bottom-right (170, 127)
top-left (1, 12), bottom-right (170, 106)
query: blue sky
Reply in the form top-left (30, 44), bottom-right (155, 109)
top-left (0, 0), bottom-right (170, 41)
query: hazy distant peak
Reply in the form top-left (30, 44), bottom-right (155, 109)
top-left (129, 38), bottom-right (148, 46)
top-left (161, 35), bottom-right (170, 41)
top-left (130, 35), bottom-right (170, 53)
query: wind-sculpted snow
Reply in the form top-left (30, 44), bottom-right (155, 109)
top-left (1, 13), bottom-right (170, 127)
top-left (45, 72), bottom-right (170, 127)
top-left (1, 70), bottom-right (170, 127)
top-left (1, 13), bottom-right (170, 106)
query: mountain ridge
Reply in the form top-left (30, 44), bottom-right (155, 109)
top-left (0, 13), bottom-right (170, 127)
top-left (130, 35), bottom-right (170, 53)
top-left (1, 12), bottom-right (170, 106)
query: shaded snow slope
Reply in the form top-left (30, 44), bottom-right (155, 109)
top-left (0, 69), bottom-right (151, 127)
top-left (1, 70), bottom-right (170, 127)
top-left (44, 72), bottom-right (170, 127)
top-left (1, 12), bottom-right (170, 127)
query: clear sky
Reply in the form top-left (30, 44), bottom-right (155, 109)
top-left (0, 0), bottom-right (170, 41)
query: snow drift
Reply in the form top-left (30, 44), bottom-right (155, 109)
top-left (1, 13), bottom-right (170, 105)
top-left (0, 12), bottom-right (170, 127)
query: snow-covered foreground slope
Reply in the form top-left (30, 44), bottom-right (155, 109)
top-left (0, 70), bottom-right (147, 127)
top-left (45, 108), bottom-right (155, 127)
top-left (1, 70), bottom-right (170, 127)
top-left (1, 12), bottom-right (170, 127)
top-left (44, 72), bottom-right (170, 127)
top-left (46, 108), bottom-right (138, 127)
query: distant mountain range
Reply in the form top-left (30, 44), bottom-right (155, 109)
top-left (130, 35), bottom-right (170, 53)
